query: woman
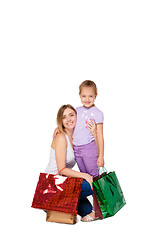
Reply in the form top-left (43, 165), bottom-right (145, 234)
top-left (44, 104), bottom-right (97, 221)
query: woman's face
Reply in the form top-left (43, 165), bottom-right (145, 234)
top-left (62, 108), bottom-right (77, 131)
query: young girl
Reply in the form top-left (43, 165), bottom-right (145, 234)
top-left (73, 80), bottom-right (104, 178)
top-left (54, 80), bottom-right (104, 177)
top-left (53, 81), bottom-right (104, 221)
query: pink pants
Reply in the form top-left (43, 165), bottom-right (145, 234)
top-left (73, 141), bottom-right (99, 177)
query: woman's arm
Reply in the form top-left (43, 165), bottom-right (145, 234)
top-left (61, 168), bottom-right (93, 189)
top-left (96, 123), bottom-right (104, 167)
top-left (54, 133), bottom-right (93, 189)
top-left (54, 133), bottom-right (67, 171)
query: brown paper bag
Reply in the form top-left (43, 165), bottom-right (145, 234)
top-left (46, 211), bottom-right (77, 224)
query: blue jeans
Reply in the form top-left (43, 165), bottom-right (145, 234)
top-left (78, 179), bottom-right (93, 217)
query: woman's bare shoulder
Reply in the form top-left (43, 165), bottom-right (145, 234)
top-left (55, 133), bottom-right (67, 144)
top-left (51, 133), bottom-right (66, 149)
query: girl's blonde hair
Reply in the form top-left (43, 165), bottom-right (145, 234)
top-left (56, 104), bottom-right (77, 133)
top-left (79, 80), bottom-right (98, 95)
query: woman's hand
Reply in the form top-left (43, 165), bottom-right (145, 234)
top-left (86, 119), bottom-right (97, 138)
top-left (82, 173), bottom-right (93, 190)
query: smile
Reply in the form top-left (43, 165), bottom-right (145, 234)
top-left (66, 122), bottom-right (74, 126)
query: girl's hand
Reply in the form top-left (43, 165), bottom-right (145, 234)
top-left (97, 156), bottom-right (104, 167)
top-left (86, 119), bottom-right (97, 138)
top-left (53, 127), bottom-right (60, 140)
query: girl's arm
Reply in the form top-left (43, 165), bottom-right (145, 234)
top-left (53, 127), bottom-right (60, 140)
top-left (54, 133), bottom-right (93, 189)
top-left (96, 123), bottom-right (104, 167)
top-left (86, 120), bottom-right (104, 166)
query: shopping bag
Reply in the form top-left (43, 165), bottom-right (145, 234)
top-left (31, 173), bottom-right (83, 217)
top-left (93, 191), bottom-right (103, 218)
top-left (93, 167), bottom-right (126, 218)
top-left (46, 211), bottom-right (77, 224)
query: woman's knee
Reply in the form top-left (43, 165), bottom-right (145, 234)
top-left (80, 179), bottom-right (93, 198)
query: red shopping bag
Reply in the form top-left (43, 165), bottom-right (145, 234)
top-left (93, 191), bottom-right (103, 218)
top-left (31, 173), bottom-right (83, 215)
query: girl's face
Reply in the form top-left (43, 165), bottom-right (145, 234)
top-left (62, 108), bottom-right (77, 131)
top-left (80, 87), bottom-right (97, 108)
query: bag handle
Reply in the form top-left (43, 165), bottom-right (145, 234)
top-left (55, 167), bottom-right (66, 176)
top-left (99, 167), bottom-right (116, 186)
top-left (98, 166), bottom-right (108, 177)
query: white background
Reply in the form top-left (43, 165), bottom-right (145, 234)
top-left (0, 0), bottom-right (160, 239)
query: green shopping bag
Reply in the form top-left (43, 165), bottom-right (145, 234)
top-left (93, 167), bottom-right (126, 218)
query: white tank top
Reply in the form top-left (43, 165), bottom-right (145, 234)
top-left (44, 134), bottom-right (76, 175)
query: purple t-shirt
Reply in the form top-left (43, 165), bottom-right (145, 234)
top-left (73, 106), bottom-right (104, 146)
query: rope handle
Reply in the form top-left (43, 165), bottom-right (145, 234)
top-left (98, 166), bottom-right (108, 177)
top-left (55, 167), bottom-right (66, 176)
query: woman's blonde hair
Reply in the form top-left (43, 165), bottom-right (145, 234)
top-left (56, 104), bottom-right (77, 133)
top-left (79, 80), bottom-right (98, 95)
